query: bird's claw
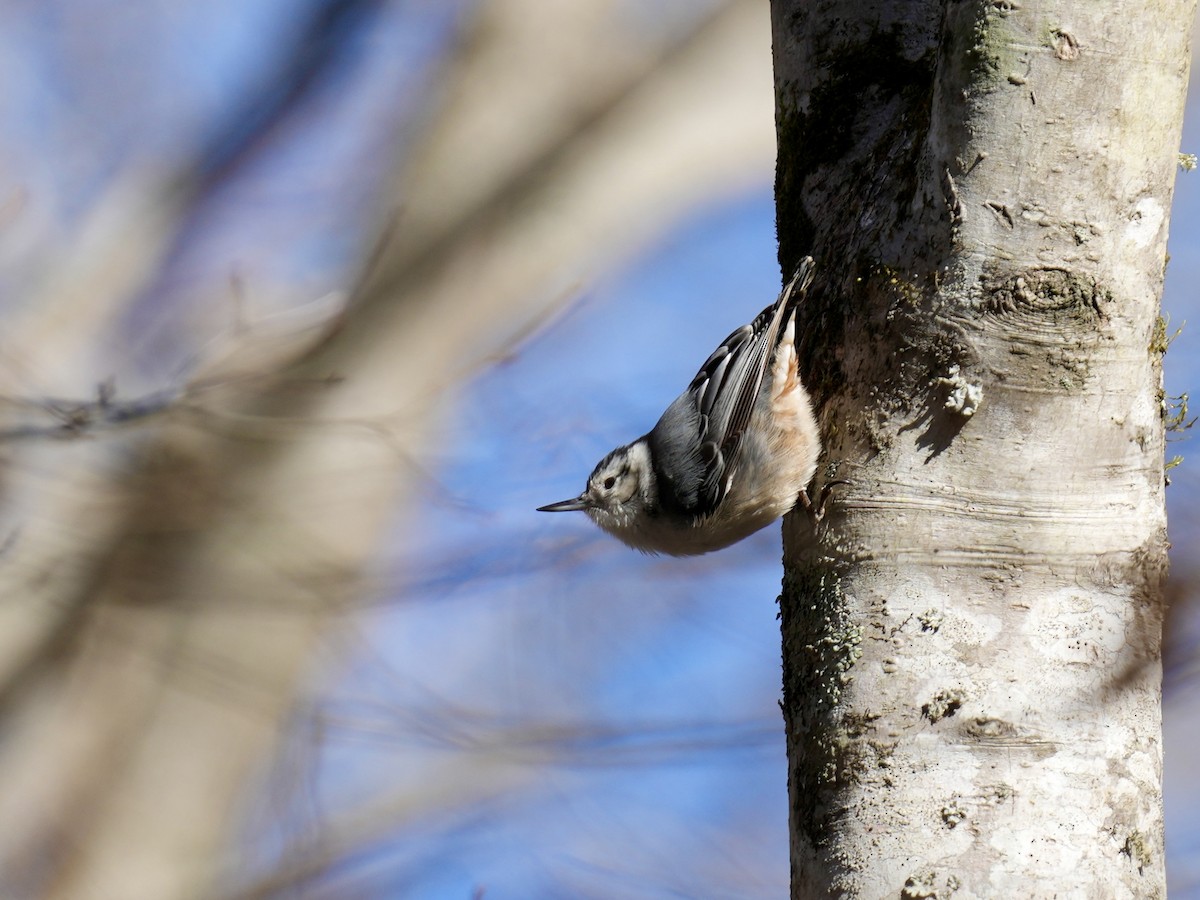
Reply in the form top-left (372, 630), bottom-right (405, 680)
top-left (797, 480), bottom-right (851, 529)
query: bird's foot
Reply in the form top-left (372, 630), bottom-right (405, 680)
top-left (797, 480), bottom-right (851, 529)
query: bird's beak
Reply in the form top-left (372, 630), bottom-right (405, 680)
top-left (537, 494), bottom-right (590, 512)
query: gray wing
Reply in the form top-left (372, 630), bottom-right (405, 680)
top-left (649, 257), bottom-right (815, 517)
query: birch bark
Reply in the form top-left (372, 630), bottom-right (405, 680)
top-left (772, 2), bottom-right (1194, 896)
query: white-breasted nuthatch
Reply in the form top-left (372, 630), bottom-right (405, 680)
top-left (538, 257), bottom-right (828, 555)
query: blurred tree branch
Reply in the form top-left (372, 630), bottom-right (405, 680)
top-left (0, 1), bottom-right (777, 897)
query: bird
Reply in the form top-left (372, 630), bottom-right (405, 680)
top-left (538, 257), bottom-right (830, 555)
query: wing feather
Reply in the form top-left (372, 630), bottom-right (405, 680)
top-left (652, 258), bottom-right (815, 516)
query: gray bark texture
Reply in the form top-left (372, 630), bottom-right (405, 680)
top-left (771, 1), bottom-right (1194, 897)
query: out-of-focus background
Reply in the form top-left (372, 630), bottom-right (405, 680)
top-left (0, 1), bottom-right (1195, 897)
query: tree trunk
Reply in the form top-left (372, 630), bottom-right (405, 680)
top-left (772, 2), bottom-right (1193, 896)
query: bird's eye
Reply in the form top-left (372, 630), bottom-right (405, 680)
top-left (603, 476), bottom-right (616, 490)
